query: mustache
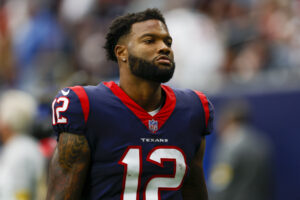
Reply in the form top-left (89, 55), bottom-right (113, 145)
top-left (153, 55), bottom-right (174, 65)
top-left (153, 55), bottom-right (171, 60)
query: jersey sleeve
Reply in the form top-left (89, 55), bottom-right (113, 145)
top-left (193, 90), bottom-right (215, 135)
top-left (205, 99), bottom-right (214, 135)
top-left (52, 86), bottom-right (90, 138)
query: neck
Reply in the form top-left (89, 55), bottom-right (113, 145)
top-left (119, 74), bottom-right (163, 112)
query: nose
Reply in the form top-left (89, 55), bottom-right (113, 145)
top-left (158, 41), bottom-right (171, 55)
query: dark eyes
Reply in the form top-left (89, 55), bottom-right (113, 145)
top-left (144, 39), bottom-right (154, 44)
top-left (166, 40), bottom-right (172, 47)
top-left (143, 38), bottom-right (172, 47)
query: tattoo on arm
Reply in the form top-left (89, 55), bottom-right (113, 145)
top-left (46, 133), bottom-right (90, 200)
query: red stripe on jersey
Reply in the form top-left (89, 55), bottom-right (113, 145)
top-left (103, 81), bottom-right (176, 133)
top-left (193, 90), bottom-right (210, 127)
top-left (70, 86), bottom-right (90, 123)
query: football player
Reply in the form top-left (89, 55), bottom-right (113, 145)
top-left (47, 8), bottom-right (214, 200)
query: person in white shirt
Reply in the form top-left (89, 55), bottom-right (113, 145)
top-left (0, 90), bottom-right (45, 200)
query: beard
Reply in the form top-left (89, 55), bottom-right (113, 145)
top-left (128, 54), bottom-right (175, 83)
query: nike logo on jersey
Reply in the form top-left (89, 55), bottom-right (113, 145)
top-left (61, 89), bottom-right (70, 96)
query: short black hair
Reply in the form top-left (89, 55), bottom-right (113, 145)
top-left (104, 8), bottom-right (166, 62)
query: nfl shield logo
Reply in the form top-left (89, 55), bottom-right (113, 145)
top-left (148, 119), bottom-right (158, 133)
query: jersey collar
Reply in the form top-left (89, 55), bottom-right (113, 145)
top-left (103, 81), bottom-right (176, 133)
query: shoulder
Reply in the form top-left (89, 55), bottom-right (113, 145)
top-left (53, 86), bottom-right (90, 124)
top-left (171, 87), bottom-right (215, 135)
top-left (52, 83), bottom-right (111, 136)
top-left (171, 87), bottom-right (212, 108)
top-left (55, 84), bottom-right (102, 101)
top-left (52, 85), bottom-right (93, 136)
top-left (53, 84), bottom-right (104, 119)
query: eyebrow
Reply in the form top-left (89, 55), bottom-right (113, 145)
top-left (140, 33), bottom-right (173, 41)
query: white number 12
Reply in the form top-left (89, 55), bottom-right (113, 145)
top-left (119, 146), bottom-right (187, 200)
top-left (52, 97), bottom-right (70, 125)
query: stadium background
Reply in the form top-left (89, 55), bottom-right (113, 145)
top-left (0, 0), bottom-right (299, 199)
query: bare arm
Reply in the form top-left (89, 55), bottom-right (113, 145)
top-left (46, 132), bottom-right (91, 200)
top-left (182, 136), bottom-right (208, 200)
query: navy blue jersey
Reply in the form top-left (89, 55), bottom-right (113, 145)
top-left (52, 81), bottom-right (214, 200)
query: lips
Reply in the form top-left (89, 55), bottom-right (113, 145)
top-left (156, 55), bottom-right (172, 65)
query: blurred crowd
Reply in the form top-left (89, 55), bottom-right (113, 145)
top-left (1, 0), bottom-right (300, 97)
top-left (0, 0), bottom-right (297, 199)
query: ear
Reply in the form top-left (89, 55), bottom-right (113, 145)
top-left (114, 44), bottom-right (128, 62)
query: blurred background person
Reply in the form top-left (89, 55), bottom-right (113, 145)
top-left (208, 100), bottom-right (273, 200)
top-left (0, 90), bottom-right (45, 200)
top-left (0, 0), bottom-right (16, 90)
top-left (164, 6), bottom-right (225, 92)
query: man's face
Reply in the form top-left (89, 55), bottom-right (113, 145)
top-left (126, 20), bottom-right (175, 83)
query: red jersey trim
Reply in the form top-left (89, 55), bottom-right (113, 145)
top-left (103, 81), bottom-right (176, 133)
top-left (193, 90), bottom-right (210, 127)
top-left (70, 86), bottom-right (90, 123)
